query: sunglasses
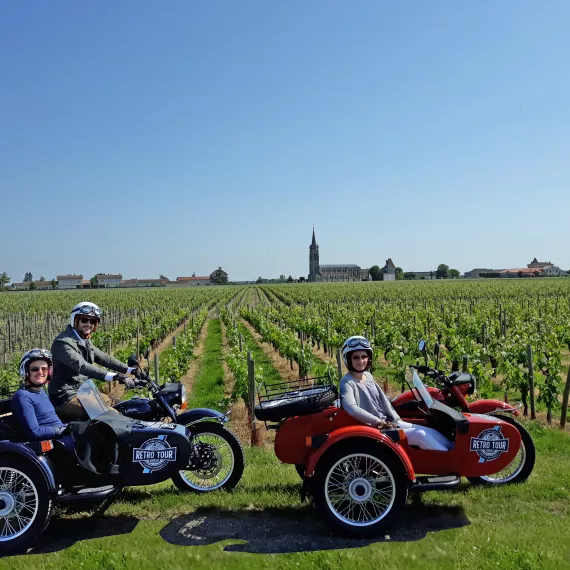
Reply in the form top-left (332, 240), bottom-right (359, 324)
top-left (346, 338), bottom-right (371, 349)
top-left (30, 366), bottom-right (49, 373)
top-left (75, 305), bottom-right (103, 317)
top-left (79, 317), bottom-right (99, 325)
top-left (351, 354), bottom-right (369, 361)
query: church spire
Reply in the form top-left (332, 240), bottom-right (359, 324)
top-left (311, 225), bottom-right (317, 248)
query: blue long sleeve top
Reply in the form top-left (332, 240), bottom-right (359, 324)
top-left (12, 387), bottom-right (65, 440)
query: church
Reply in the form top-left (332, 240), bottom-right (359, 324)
top-left (308, 228), bottom-right (371, 282)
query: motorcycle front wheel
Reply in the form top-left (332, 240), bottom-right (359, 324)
top-left (171, 422), bottom-right (244, 492)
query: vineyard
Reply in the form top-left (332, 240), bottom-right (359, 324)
top-left (2, 279), bottom-right (570, 568)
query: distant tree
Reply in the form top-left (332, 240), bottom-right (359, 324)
top-left (256, 276), bottom-right (263, 284)
top-left (29, 281), bottom-right (37, 290)
top-left (0, 272), bottom-right (10, 290)
top-left (395, 267), bottom-right (404, 280)
top-left (210, 267), bottom-right (228, 285)
top-left (286, 275), bottom-right (294, 283)
top-left (299, 276), bottom-right (306, 282)
top-left (23, 272), bottom-right (33, 282)
top-left (90, 275), bottom-right (99, 288)
top-left (39, 276), bottom-right (46, 282)
top-left (159, 274), bottom-right (168, 280)
top-left (436, 264), bottom-right (450, 279)
top-left (369, 265), bottom-right (383, 281)
top-left (51, 279), bottom-right (58, 289)
top-left (192, 272), bottom-right (196, 277)
top-left (449, 269), bottom-right (460, 279)
top-left (404, 272), bottom-right (416, 280)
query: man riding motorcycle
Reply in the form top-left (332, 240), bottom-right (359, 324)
top-left (49, 302), bottom-right (141, 421)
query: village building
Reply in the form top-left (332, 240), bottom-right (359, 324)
top-left (122, 278), bottom-right (168, 288)
top-left (95, 274), bottom-right (123, 288)
top-left (57, 274), bottom-right (83, 289)
top-left (170, 276), bottom-right (212, 287)
top-left (527, 258), bottom-right (553, 269)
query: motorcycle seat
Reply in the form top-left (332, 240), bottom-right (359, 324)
top-left (0, 415), bottom-right (30, 442)
top-left (448, 372), bottom-right (475, 386)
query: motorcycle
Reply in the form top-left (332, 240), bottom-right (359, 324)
top-left (391, 340), bottom-right (535, 485)
top-left (112, 354), bottom-right (245, 492)
top-left (0, 380), bottom-right (242, 553)
top-left (254, 350), bottom-right (533, 537)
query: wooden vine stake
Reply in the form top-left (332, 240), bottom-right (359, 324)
top-left (526, 345), bottom-right (536, 420)
top-left (560, 364), bottom-right (570, 429)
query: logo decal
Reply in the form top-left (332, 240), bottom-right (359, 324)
top-left (133, 435), bottom-right (177, 473)
top-left (470, 426), bottom-right (510, 463)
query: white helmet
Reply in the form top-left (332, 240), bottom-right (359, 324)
top-left (342, 336), bottom-right (373, 367)
top-left (19, 348), bottom-right (53, 380)
top-left (70, 301), bottom-right (102, 328)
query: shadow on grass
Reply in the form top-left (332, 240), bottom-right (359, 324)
top-left (26, 514), bottom-right (139, 555)
top-left (160, 501), bottom-right (470, 554)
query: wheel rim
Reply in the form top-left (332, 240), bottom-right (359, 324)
top-left (480, 441), bottom-right (527, 483)
top-left (324, 453), bottom-right (396, 527)
top-left (0, 468), bottom-right (39, 541)
top-left (179, 430), bottom-right (235, 491)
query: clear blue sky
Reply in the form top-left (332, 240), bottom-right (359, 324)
top-left (1, 1), bottom-right (569, 282)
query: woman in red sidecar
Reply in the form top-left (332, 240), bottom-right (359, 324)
top-left (339, 336), bottom-right (452, 451)
top-left (255, 342), bottom-right (531, 538)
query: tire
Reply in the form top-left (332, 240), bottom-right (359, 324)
top-left (0, 456), bottom-right (54, 554)
top-left (172, 422), bottom-right (244, 492)
top-left (468, 415), bottom-right (535, 486)
top-left (313, 441), bottom-right (408, 537)
top-left (255, 385), bottom-right (338, 422)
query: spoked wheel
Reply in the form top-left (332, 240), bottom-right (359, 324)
top-left (172, 422), bottom-right (244, 492)
top-left (313, 442), bottom-right (407, 537)
top-left (468, 416), bottom-right (535, 486)
top-left (0, 458), bottom-right (54, 553)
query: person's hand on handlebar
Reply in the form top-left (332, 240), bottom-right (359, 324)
top-left (377, 420), bottom-right (399, 430)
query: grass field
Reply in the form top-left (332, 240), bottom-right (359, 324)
top-left (3, 417), bottom-right (569, 569)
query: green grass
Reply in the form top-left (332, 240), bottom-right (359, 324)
top-left (186, 319), bottom-right (225, 410)
top-left (237, 321), bottom-right (284, 385)
top-left (5, 423), bottom-right (570, 569)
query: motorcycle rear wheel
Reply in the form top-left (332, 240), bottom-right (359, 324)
top-left (172, 422), bottom-right (244, 492)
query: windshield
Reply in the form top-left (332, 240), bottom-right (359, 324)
top-left (77, 379), bottom-right (111, 420)
top-left (405, 367), bottom-right (434, 409)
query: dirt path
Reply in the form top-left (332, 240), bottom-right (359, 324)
top-left (148, 318), bottom-right (191, 361)
top-left (240, 319), bottom-right (299, 382)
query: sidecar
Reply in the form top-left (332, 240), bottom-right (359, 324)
top-left (0, 380), bottom-right (194, 553)
top-left (255, 370), bottom-right (527, 537)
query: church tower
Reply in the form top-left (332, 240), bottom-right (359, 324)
top-left (308, 227), bottom-right (321, 282)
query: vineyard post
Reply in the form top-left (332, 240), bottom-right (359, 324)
top-left (136, 326), bottom-right (140, 359)
top-left (239, 333), bottom-right (242, 352)
top-left (527, 345), bottom-right (536, 420)
top-left (247, 351), bottom-right (259, 445)
top-left (462, 356), bottom-right (468, 373)
top-left (336, 348), bottom-right (343, 381)
top-left (154, 353), bottom-right (160, 384)
top-left (560, 364), bottom-right (570, 428)
top-left (108, 339), bottom-right (112, 355)
top-left (172, 336), bottom-right (176, 348)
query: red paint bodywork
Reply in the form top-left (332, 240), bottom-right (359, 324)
top-left (274, 406), bottom-right (522, 480)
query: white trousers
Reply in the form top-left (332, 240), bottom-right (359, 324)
top-left (397, 421), bottom-right (452, 451)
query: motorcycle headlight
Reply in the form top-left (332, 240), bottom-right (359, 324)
top-left (179, 384), bottom-right (187, 405)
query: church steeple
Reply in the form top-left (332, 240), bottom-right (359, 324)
top-left (308, 226), bottom-right (320, 282)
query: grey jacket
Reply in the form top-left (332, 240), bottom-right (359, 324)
top-left (49, 325), bottom-right (128, 406)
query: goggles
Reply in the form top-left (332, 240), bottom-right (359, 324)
top-left (75, 305), bottom-right (102, 317)
top-left (24, 349), bottom-right (53, 360)
top-left (346, 338), bottom-right (371, 349)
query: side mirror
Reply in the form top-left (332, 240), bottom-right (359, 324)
top-left (418, 339), bottom-right (426, 352)
top-left (127, 354), bottom-right (140, 368)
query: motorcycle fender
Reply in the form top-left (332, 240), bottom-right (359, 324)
top-left (469, 400), bottom-right (521, 416)
top-left (0, 441), bottom-right (57, 493)
top-left (304, 425), bottom-right (415, 482)
top-left (177, 408), bottom-right (227, 426)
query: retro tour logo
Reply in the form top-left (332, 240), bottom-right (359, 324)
top-left (470, 426), bottom-right (510, 463)
top-left (133, 435), bottom-right (177, 473)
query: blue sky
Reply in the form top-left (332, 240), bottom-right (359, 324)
top-left (1, 1), bottom-right (569, 282)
